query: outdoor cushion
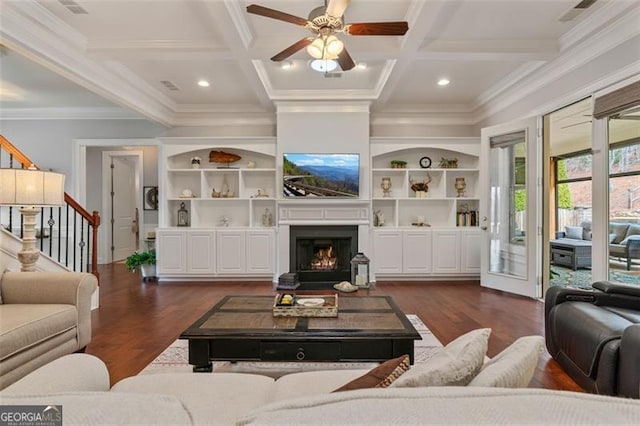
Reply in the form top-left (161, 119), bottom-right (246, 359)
top-left (333, 355), bottom-right (410, 392)
top-left (610, 223), bottom-right (630, 244)
top-left (565, 226), bottom-right (583, 240)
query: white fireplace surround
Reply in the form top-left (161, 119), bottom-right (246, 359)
top-left (276, 200), bottom-right (373, 282)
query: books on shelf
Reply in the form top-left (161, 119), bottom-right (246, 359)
top-left (456, 210), bottom-right (478, 227)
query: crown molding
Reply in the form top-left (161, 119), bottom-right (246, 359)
top-left (275, 101), bottom-right (371, 114)
top-left (1, 1), bottom-right (176, 126)
top-left (370, 112), bottom-right (477, 127)
top-left (474, 6), bottom-right (640, 123)
top-left (224, 0), bottom-right (253, 49)
top-left (169, 111), bottom-right (276, 127)
top-left (0, 107), bottom-right (144, 120)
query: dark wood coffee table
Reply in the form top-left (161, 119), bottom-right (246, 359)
top-left (180, 295), bottom-right (421, 372)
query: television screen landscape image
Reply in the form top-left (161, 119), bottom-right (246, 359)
top-left (283, 153), bottom-right (359, 198)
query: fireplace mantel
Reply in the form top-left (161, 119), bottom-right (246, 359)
top-left (278, 200), bottom-right (370, 226)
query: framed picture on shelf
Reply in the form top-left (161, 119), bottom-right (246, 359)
top-left (143, 186), bottom-right (158, 210)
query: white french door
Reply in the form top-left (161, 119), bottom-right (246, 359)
top-left (480, 117), bottom-right (541, 298)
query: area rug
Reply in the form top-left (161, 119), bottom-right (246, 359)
top-left (139, 314), bottom-right (441, 377)
top-left (550, 265), bottom-right (640, 289)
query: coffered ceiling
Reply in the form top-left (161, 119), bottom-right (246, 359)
top-left (1, 0), bottom-right (639, 127)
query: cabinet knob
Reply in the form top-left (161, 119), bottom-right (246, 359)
top-left (296, 349), bottom-right (305, 360)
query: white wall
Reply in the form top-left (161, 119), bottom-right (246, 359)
top-left (276, 101), bottom-right (371, 199)
top-left (0, 119), bottom-right (164, 193)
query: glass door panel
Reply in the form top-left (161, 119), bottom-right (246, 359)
top-left (481, 117), bottom-right (540, 298)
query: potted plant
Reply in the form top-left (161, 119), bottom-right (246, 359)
top-left (390, 160), bottom-right (407, 169)
top-left (125, 249), bottom-right (157, 280)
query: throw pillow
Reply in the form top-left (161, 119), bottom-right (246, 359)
top-left (390, 328), bottom-right (491, 388)
top-left (468, 335), bottom-right (544, 388)
top-left (332, 354), bottom-right (410, 392)
top-left (564, 226), bottom-right (583, 240)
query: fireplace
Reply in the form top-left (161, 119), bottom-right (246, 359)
top-left (290, 225), bottom-right (358, 284)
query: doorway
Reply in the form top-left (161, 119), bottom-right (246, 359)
top-left (102, 151), bottom-right (144, 262)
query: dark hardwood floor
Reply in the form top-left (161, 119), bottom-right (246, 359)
top-left (88, 263), bottom-right (582, 392)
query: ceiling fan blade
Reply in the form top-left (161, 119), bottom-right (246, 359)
top-left (337, 48), bottom-right (356, 71)
top-left (246, 4), bottom-right (309, 26)
top-left (345, 22), bottom-right (409, 36)
top-left (326, 0), bottom-right (350, 18)
top-left (271, 38), bottom-right (313, 62)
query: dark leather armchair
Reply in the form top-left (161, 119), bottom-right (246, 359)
top-left (545, 281), bottom-right (640, 398)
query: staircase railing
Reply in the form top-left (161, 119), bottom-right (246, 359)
top-left (0, 135), bottom-right (100, 279)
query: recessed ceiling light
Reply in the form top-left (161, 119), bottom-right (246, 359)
top-left (309, 59), bottom-right (338, 73)
top-left (437, 78), bottom-right (450, 86)
top-left (356, 62), bottom-right (367, 70)
top-left (281, 61), bottom-right (293, 70)
top-left (197, 80), bottom-right (210, 88)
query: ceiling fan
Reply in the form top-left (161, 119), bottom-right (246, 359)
top-left (246, 0), bottom-right (409, 71)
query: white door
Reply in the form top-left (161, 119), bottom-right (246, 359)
top-left (373, 230), bottom-right (403, 274)
top-left (246, 230), bottom-right (274, 273)
top-left (216, 230), bottom-right (246, 274)
top-left (187, 230), bottom-right (216, 273)
top-left (432, 230), bottom-right (460, 273)
top-left (111, 156), bottom-right (138, 261)
top-left (480, 117), bottom-right (541, 298)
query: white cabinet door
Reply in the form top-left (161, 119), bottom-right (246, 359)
top-left (373, 230), bottom-right (403, 274)
top-left (187, 230), bottom-right (216, 273)
top-left (157, 230), bottom-right (186, 274)
top-left (216, 230), bottom-right (246, 273)
top-left (461, 229), bottom-right (481, 273)
top-left (246, 230), bottom-right (274, 274)
top-left (403, 230), bottom-right (432, 273)
top-left (432, 230), bottom-right (461, 273)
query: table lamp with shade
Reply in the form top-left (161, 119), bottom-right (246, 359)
top-left (0, 165), bottom-right (65, 271)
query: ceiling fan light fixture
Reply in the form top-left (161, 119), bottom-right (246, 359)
top-left (325, 35), bottom-right (344, 56)
top-left (309, 59), bottom-right (338, 73)
top-left (306, 38), bottom-right (325, 59)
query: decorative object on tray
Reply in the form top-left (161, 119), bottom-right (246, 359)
top-left (177, 202), bottom-right (189, 227)
top-left (273, 294), bottom-right (338, 317)
top-left (373, 209), bottom-right (385, 227)
top-left (410, 174), bottom-right (432, 198)
top-left (209, 150), bottom-right (241, 168)
top-left (439, 157), bottom-right (458, 168)
top-left (334, 281), bottom-right (359, 293)
top-left (381, 177), bottom-right (392, 197)
top-left (419, 156), bottom-right (432, 168)
top-left (190, 157), bottom-right (201, 169)
top-left (454, 177), bottom-right (466, 197)
top-left (390, 160), bottom-right (407, 169)
top-left (276, 272), bottom-right (299, 290)
top-left (261, 208), bottom-right (273, 227)
top-left (351, 252), bottom-right (371, 288)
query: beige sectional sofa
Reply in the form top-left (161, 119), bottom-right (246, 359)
top-left (2, 353), bottom-right (640, 425)
top-left (0, 271), bottom-right (97, 389)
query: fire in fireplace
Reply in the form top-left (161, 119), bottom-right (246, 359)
top-left (310, 245), bottom-right (337, 270)
top-left (290, 225), bottom-right (358, 284)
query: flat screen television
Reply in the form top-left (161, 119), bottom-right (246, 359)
top-left (283, 153), bottom-right (359, 198)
